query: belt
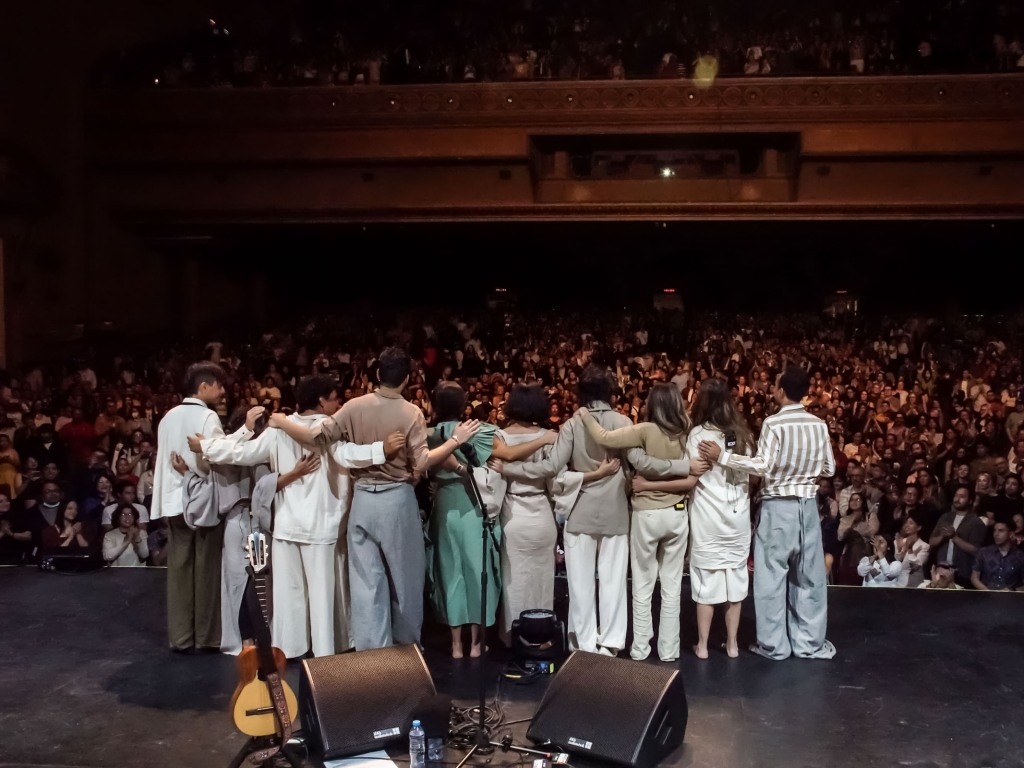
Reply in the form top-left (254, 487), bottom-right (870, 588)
top-left (354, 481), bottom-right (407, 493)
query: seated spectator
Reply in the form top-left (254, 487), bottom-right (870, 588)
top-left (102, 502), bottom-right (150, 567)
top-left (835, 490), bottom-right (877, 585)
top-left (100, 479), bottom-right (150, 533)
top-left (0, 491), bottom-right (33, 564)
top-left (112, 456), bottom-right (139, 489)
top-left (970, 521), bottom-right (1024, 591)
top-left (1012, 512), bottom-right (1024, 547)
top-left (817, 477), bottom-right (842, 581)
top-left (943, 460), bottom-right (972, 500)
top-left (892, 513), bottom-right (930, 588)
top-left (917, 562), bottom-right (963, 590)
top-left (929, 487), bottom-right (987, 587)
top-left (978, 473), bottom-right (1024, 527)
top-left (40, 500), bottom-right (96, 553)
top-left (13, 455), bottom-right (40, 500)
top-left (857, 534), bottom-right (902, 587)
top-left (0, 433), bottom-right (21, 498)
top-left (838, 462), bottom-right (880, 516)
top-left (146, 518), bottom-right (168, 566)
top-left (81, 473), bottom-right (117, 527)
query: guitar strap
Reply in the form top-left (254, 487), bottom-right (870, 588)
top-left (242, 568), bottom-right (294, 764)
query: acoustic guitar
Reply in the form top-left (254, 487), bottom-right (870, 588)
top-left (230, 530), bottom-right (300, 738)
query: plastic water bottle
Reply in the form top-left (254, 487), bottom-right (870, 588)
top-left (409, 720), bottom-right (426, 768)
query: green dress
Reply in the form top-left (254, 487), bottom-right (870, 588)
top-left (426, 421), bottom-right (502, 627)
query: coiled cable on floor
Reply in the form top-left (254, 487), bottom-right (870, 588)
top-left (446, 674), bottom-right (507, 751)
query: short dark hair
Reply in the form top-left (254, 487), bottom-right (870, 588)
top-left (226, 405), bottom-right (250, 433)
top-left (432, 381), bottom-right (467, 422)
top-left (504, 384), bottom-right (550, 425)
top-left (183, 362), bottom-right (225, 397)
top-left (779, 365), bottom-right (810, 402)
top-left (112, 501), bottom-right (140, 526)
top-left (378, 347), bottom-right (411, 388)
top-left (296, 375), bottom-right (337, 412)
top-left (471, 402), bottom-right (494, 421)
top-left (114, 479), bottom-right (135, 497)
top-left (954, 485), bottom-right (975, 503)
top-left (578, 364), bottom-right (614, 406)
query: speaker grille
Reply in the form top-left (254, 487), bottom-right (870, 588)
top-left (301, 644), bottom-right (436, 759)
top-left (527, 651), bottom-right (687, 768)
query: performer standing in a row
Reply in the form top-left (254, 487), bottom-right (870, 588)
top-left (152, 363), bottom-right (232, 653)
top-left (271, 347), bottom-right (479, 651)
top-left (699, 365), bottom-right (836, 661)
top-left (195, 374), bottom-right (402, 658)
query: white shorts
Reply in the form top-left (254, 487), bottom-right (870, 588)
top-left (690, 564), bottom-right (749, 604)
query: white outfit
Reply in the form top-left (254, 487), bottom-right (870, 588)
top-left (894, 537), bottom-right (930, 588)
top-left (685, 424), bottom-right (751, 605)
top-left (497, 429), bottom-right (559, 642)
top-left (103, 529), bottom-right (150, 566)
top-left (200, 413), bottom-right (384, 658)
top-left (628, 505), bottom-right (688, 661)
top-left (152, 397), bottom-right (231, 520)
top-left (495, 430), bottom-right (584, 643)
top-left (857, 556), bottom-right (902, 586)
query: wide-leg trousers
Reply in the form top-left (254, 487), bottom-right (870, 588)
top-left (564, 530), bottom-right (629, 654)
top-left (271, 539), bottom-right (337, 659)
top-left (628, 506), bottom-right (689, 662)
top-left (166, 515), bottom-right (223, 650)
top-left (348, 482), bottom-right (425, 651)
top-left (752, 497), bottom-right (836, 660)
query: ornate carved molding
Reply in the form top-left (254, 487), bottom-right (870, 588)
top-left (89, 74), bottom-right (1024, 129)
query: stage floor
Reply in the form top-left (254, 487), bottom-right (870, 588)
top-left (2, 565), bottom-right (1022, 768)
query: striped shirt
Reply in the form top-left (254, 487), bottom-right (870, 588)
top-left (720, 404), bottom-right (835, 499)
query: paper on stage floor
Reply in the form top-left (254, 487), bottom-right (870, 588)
top-left (324, 749), bottom-right (398, 768)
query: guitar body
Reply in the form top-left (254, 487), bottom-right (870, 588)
top-left (230, 531), bottom-right (299, 742)
top-left (231, 646), bottom-right (300, 737)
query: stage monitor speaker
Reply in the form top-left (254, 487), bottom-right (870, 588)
top-left (526, 651), bottom-right (687, 768)
top-left (300, 644), bottom-right (437, 760)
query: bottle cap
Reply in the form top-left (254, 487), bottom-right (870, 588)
top-left (412, 720), bottom-right (421, 727)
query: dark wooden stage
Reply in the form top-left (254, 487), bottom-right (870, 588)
top-left (2, 566), bottom-right (1022, 768)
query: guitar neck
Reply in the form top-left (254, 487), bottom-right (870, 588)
top-left (244, 565), bottom-right (278, 676)
top-left (253, 572), bottom-right (272, 630)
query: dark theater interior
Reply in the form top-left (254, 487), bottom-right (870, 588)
top-left (2, 2), bottom-right (1024, 768)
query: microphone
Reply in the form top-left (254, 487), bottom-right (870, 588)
top-left (460, 441), bottom-right (481, 468)
top-left (725, 431), bottom-right (737, 451)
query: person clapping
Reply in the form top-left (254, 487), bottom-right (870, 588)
top-left (102, 502), bottom-right (150, 566)
top-left (856, 535), bottom-right (902, 587)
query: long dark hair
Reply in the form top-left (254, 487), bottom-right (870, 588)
top-left (691, 378), bottom-right (754, 455)
top-left (644, 383), bottom-right (691, 439)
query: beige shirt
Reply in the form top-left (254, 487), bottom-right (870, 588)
top-left (579, 417), bottom-right (687, 511)
top-left (317, 389), bottom-right (428, 484)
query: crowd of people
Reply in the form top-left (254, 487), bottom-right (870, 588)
top-left (95, 0), bottom-right (1024, 89)
top-left (2, 303), bottom-right (1023, 661)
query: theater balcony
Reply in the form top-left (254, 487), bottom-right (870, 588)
top-left (86, 74), bottom-right (1024, 225)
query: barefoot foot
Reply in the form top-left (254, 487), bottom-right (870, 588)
top-left (693, 645), bottom-right (709, 660)
top-left (452, 645), bottom-right (464, 659)
top-left (469, 643), bottom-right (487, 658)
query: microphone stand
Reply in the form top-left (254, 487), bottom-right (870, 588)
top-left (462, 456), bottom-right (497, 755)
top-left (460, 445), bottom-right (556, 765)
